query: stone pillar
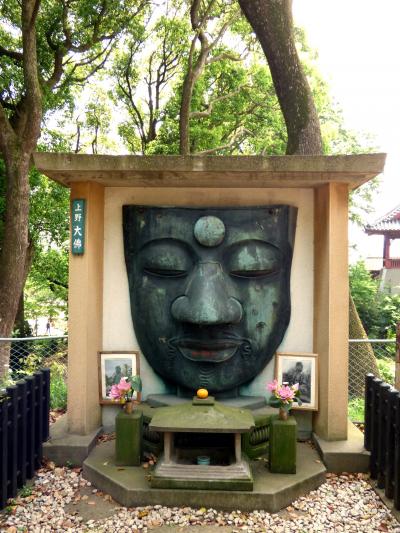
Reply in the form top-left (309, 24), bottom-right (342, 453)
top-left (68, 182), bottom-right (104, 435)
top-left (313, 183), bottom-right (349, 441)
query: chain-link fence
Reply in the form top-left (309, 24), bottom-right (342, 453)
top-left (0, 336), bottom-right (68, 382)
top-left (349, 338), bottom-right (396, 398)
top-left (0, 335), bottom-right (394, 411)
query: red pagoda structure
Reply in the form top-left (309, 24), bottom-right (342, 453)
top-left (365, 205), bottom-right (400, 292)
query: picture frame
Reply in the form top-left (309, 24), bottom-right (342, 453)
top-left (275, 352), bottom-right (318, 411)
top-left (98, 351), bottom-right (140, 405)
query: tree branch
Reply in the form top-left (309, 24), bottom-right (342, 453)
top-left (0, 104), bottom-right (16, 155)
top-left (190, 86), bottom-right (249, 119)
top-left (0, 45), bottom-right (23, 62)
top-left (195, 140), bottom-right (239, 155)
top-left (206, 51), bottom-right (241, 65)
top-left (20, 0), bottom-right (43, 150)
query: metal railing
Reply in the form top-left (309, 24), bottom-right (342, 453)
top-left (0, 369), bottom-right (50, 509)
top-left (0, 336), bottom-right (67, 380)
top-left (365, 374), bottom-right (400, 510)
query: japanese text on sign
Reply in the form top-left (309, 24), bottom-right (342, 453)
top-left (71, 199), bottom-right (86, 255)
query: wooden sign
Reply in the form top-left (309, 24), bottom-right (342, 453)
top-left (71, 199), bottom-right (86, 255)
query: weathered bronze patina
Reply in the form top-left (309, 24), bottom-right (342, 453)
top-left (123, 205), bottom-right (297, 397)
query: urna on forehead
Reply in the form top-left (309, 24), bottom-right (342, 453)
top-left (123, 205), bottom-right (297, 249)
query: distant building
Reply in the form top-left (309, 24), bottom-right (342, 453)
top-left (365, 205), bottom-right (400, 293)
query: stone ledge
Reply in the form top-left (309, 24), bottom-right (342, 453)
top-left (32, 152), bottom-right (386, 190)
top-left (313, 421), bottom-right (370, 473)
top-left (43, 415), bottom-right (102, 467)
top-left (83, 440), bottom-right (326, 512)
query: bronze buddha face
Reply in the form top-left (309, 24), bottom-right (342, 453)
top-left (123, 205), bottom-right (297, 397)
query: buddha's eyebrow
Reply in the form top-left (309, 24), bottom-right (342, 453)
top-left (138, 237), bottom-right (192, 253)
top-left (224, 238), bottom-right (280, 249)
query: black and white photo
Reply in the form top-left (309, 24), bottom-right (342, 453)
top-left (275, 352), bottom-right (318, 410)
top-left (98, 351), bottom-right (140, 404)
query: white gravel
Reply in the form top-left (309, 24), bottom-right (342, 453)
top-left (1, 467), bottom-right (400, 532)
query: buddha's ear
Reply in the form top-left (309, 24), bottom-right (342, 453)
top-left (287, 206), bottom-right (298, 249)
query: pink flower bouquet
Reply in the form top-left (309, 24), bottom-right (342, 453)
top-left (267, 379), bottom-right (302, 414)
top-left (109, 375), bottom-right (142, 403)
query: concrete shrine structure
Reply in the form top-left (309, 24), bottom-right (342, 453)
top-left (34, 152), bottom-right (386, 468)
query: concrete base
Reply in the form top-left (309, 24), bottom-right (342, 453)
top-left (152, 455), bottom-right (253, 491)
top-left (43, 415), bottom-right (102, 466)
top-left (83, 440), bottom-right (326, 512)
top-left (147, 394), bottom-right (266, 410)
top-left (313, 421), bottom-right (370, 473)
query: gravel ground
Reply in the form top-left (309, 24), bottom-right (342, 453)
top-left (1, 466), bottom-right (400, 533)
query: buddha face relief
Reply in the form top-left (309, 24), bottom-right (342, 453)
top-left (123, 205), bottom-right (297, 396)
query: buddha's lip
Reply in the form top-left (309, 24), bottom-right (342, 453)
top-left (173, 338), bottom-right (241, 363)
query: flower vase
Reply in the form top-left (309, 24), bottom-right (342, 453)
top-left (278, 407), bottom-right (289, 421)
top-left (124, 400), bottom-right (134, 414)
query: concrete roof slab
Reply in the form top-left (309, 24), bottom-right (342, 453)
top-left (32, 153), bottom-right (386, 190)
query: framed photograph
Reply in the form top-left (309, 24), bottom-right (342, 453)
top-left (98, 351), bottom-right (140, 405)
top-left (275, 352), bottom-right (318, 411)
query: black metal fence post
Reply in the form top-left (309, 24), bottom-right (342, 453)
top-left (33, 371), bottom-right (44, 469)
top-left (16, 380), bottom-right (27, 489)
top-left (365, 373), bottom-right (400, 511)
top-left (394, 392), bottom-right (400, 510)
top-left (384, 387), bottom-right (396, 499)
top-left (364, 373), bottom-right (374, 451)
top-left (0, 391), bottom-right (8, 509)
top-left (0, 369), bottom-right (50, 510)
top-left (42, 368), bottom-right (50, 442)
top-left (370, 377), bottom-right (383, 479)
top-left (7, 386), bottom-right (18, 499)
top-left (25, 375), bottom-right (36, 479)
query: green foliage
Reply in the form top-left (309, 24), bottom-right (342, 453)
top-left (0, 0), bottom-right (148, 115)
top-left (378, 295), bottom-right (400, 338)
top-left (14, 353), bottom-right (43, 377)
top-left (50, 361), bottom-right (68, 410)
top-left (18, 485), bottom-right (33, 498)
top-left (113, 1), bottom-right (376, 174)
top-left (348, 397), bottom-right (365, 422)
top-left (349, 261), bottom-right (380, 335)
top-left (376, 357), bottom-right (395, 385)
top-left (350, 260), bottom-right (400, 339)
top-left (0, 159), bottom-right (69, 325)
top-left (112, 4), bottom-right (190, 154)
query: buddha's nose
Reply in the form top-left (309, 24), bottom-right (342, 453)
top-left (171, 262), bottom-right (243, 325)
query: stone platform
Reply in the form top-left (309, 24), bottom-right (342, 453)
top-left (83, 441), bottom-right (326, 513)
top-left (147, 394), bottom-right (266, 410)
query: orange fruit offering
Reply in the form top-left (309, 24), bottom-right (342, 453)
top-left (197, 388), bottom-right (209, 399)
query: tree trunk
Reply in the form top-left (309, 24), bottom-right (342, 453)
top-left (0, 152), bottom-right (32, 375)
top-left (238, 0), bottom-right (322, 155)
top-left (0, 0), bottom-right (42, 377)
top-left (15, 292), bottom-right (26, 337)
top-left (179, 70), bottom-right (197, 156)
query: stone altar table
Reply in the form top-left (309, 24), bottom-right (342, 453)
top-left (149, 395), bottom-right (254, 490)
